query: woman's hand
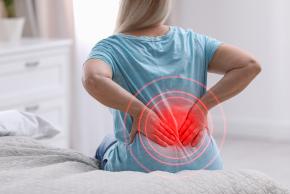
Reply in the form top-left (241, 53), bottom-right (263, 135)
top-left (178, 101), bottom-right (208, 147)
top-left (129, 108), bottom-right (177, 147)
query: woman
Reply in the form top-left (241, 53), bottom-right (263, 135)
top-left (83, 0), bottom-right (261, 172)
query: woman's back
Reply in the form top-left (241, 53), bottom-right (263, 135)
top-left (88, 25), bottom-right (223, 172)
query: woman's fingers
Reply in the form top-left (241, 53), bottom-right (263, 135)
top-left (180, 121), bottom-right (198, 141)
top-left (191, 130), bottom-right (204, 147)
top-left (158, 123), bottom-right (176, 141)
top-left (159, 122), bottom-right (176, 137)
top-left (132, 108), bottom-right (206, 147)
top-left (129, 125), bottom-right (138, 144)
top-left (179, 127), bottom-right (193, 142)
top-left (181, 127), bottom-right (200, 146)
top-left (179, 118), bottom-right (192, 137)
top-left (154, 130), bottom-right (175, 145)
top-left (135, 126), bottom-right (173, 146)
top-left (159, 128), bottom-right (176, 142)
top-left (151, 134), bottom-right (168, 147)
top-left (141, 120), bottom-right (176, 142)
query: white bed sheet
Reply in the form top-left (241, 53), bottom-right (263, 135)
top-left (0, 136), bottom-right (288, 194)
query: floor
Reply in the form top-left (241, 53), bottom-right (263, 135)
top-left (218, 135), bottom-right (290, 189)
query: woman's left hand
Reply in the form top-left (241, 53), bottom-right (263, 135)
top-left (129, 108), bottom-right (177, 146)
top-left (178, 101), bottom-right (208, 146)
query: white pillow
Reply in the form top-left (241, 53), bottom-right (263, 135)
top-left (0, 110), bottom-right (60, 139)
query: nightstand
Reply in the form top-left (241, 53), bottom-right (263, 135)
top-left (0, 39), bottom-right (72, 148)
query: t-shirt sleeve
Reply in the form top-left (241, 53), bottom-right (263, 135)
top-left (192, 32), bottom-right (223, 93)
top-left (87, 41), bottom-right (116, 78)
top-left (203, 35), bottom-right (223, 66)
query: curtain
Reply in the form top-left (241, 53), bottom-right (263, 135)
top-left (34, 0), bottom-right (74, 39)
top-left (0, 1), bottom-right (5, 17)
top-left (13, 0), bottom-right (74, 39)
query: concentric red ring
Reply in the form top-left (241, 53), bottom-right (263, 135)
top-left (141, 95), bottom-right (206, 161)
top-left (122, 76), bottom-right (227, 172)
top-left (138, 91), bottom-right (211, 164)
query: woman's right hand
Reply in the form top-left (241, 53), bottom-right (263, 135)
top-left (129, 108), bottom-right (177, 147)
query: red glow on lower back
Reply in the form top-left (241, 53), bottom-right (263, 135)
top-left (150, 97), bottom-right (197, 141)
top-left (122, 76), bottom-right (227, 171)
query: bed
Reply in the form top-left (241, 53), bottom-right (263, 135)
top-left (0, 136), bottom-right (289, 194)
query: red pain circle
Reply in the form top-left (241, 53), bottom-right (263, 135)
top-left (138, 91), bottom-right (211, 166)
top-left (122, 76), bottom-right (227, 172)
top-left (142, 96), bottom-right (206, 160)
top-left (138, 91), bottom-right (211, 163)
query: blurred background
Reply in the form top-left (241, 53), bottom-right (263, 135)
top-left (0, 0), bottom-right (289, 187)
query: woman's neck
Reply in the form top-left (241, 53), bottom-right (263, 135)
top-left (122, 24), bottom-right (170, 37)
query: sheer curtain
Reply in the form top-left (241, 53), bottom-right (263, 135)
top-left (34, 0), bottom-right (74, 38)
top-left (0, 1), bottom-right (5, 17)
top-left (12, 0), bottom-right (74, 38)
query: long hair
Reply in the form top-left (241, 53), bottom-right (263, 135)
top-left (114, 0), bottom-right (172, 34)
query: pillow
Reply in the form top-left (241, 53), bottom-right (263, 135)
top-left (0, 110), bottom-right (59, 139)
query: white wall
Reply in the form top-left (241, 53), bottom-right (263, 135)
top-left (72, 0), bottom-right (119, 155)
top-left (169, 0), bottom-right (290, 139)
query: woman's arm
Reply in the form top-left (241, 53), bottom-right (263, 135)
top-left (201, 44), bottom-right (262, 109)
top-left (179, 44), bottom-right (262, 146)
top-left (82, 59), bottom-right (144, 117)
top-left (82, 59), bottom-right (176, 145)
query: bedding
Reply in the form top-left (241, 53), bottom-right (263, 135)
top-left (0, 110), bottom-right (59, 139)
top-left (0, 136), bottom-right (289, 194)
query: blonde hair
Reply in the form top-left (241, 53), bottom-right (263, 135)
top-left (114, 0), bottom-right (172, 34)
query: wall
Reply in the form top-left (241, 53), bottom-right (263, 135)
top-left (169, 0), bottom-right (290, 139)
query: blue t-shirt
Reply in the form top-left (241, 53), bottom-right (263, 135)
top-left (88, 26), bottom-right (223, 172)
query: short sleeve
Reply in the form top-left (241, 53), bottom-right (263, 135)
top-left (87, 41), bottom-right (116, 78)
top-left (192, 32), bottom-right (223, 92)
top-left (204, 35), bottom-right (223, 66)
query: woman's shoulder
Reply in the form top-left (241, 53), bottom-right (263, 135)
top-left (100, 26), bottom-right (187, 42)
top-left (90, 35), bottom-right (123, 52)
top-left (94, 35), bottom-right (119, 46)
top-left (175, 26), bottom-right (220, 46)
top-left (172, 25), bottom-right (197, 35)
top-left (92, 26), bottom-right (210, 49)
top-left (164, 26), bottom-right (211, 43)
